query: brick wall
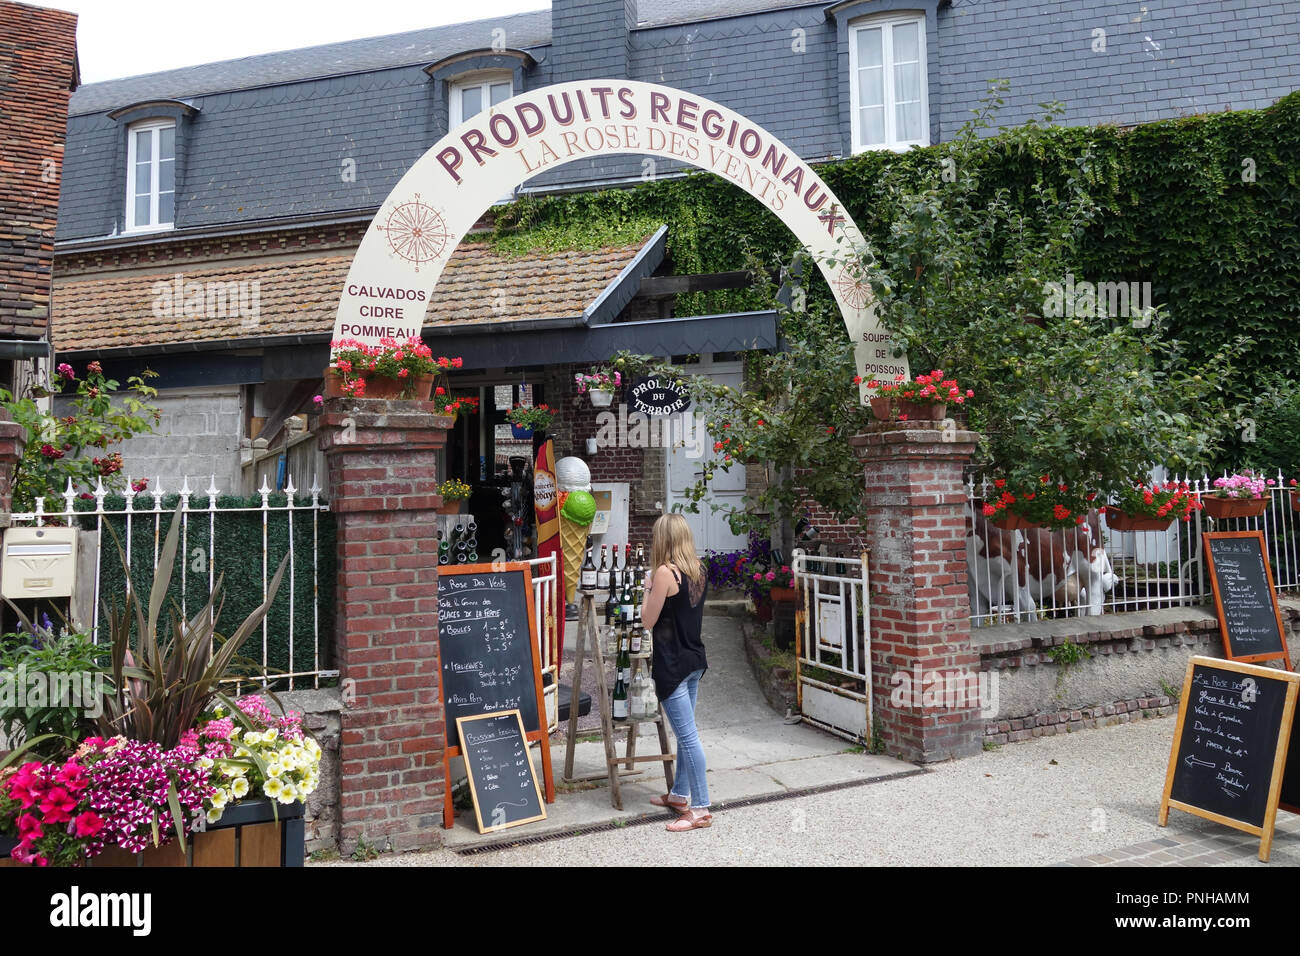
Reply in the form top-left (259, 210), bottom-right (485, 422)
top-left (0, 0), bottom-right (77, 339)
top-left (318, 399), bottom-right (449, 854)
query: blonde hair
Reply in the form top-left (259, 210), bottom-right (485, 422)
top-left (650, 513), bottom-right (703, 584)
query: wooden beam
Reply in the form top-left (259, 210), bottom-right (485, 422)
top-left (637, 271), bottom-right (752, 297)
top-left (257, 378), bottom-right (324, 446)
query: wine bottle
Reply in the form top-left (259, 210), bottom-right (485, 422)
top-left (620, 583), bottom-right (634, 623)
top-left (596, 545), bottom-right (610, 590)
top-left (629, 673), bottom-right (647, 719)
top-left (635, 544), bottom-right (646, 584)
top-left (612, 673), bottom-right (629, 721)
top-left (610, 544), bottom-right (622, 591)
top-left (630, 624), bottom-right (642, 654)
top-left (617, 626), bottom-right (632, 686)
top-left (581, 545), bottom-right (597, 591)
top-left (604, 586), bottom-right (616, 625)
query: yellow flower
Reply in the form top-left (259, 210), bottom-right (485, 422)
top-left (210, 788), bottom-right (229, 809)
top-left (264, 778), bottom-right (284, 799)
top-left (266, 761), bottom-right (284, 779)
top-left (278, 782), bottom-right (299, 804)
top-left (206, 807), bottom-right (224, 825)
top-left (231, 777), bottom-right (250, 799)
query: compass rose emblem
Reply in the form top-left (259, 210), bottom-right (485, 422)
top-left (834, 268), bottom-right (872, 312)
top-left (376, 194), bottom-right (451, 272)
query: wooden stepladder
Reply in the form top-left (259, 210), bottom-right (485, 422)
top-left (563, 592), bottom-right (674, 809)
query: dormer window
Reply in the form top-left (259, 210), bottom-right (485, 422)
top-left (449, 74), bottom-right (513, 127)
top-left (849, 13), bottom-right (929, 152)
top-left (125, 120), bottom-right (175, 231)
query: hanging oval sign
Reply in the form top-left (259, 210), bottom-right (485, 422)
top-left (630, 376), bottom-right (692, 417)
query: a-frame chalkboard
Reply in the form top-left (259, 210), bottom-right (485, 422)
top-left (436, 563), bottom-right (554, 829)
top-left (457, 710), bottom-right (547, 833)
top-left (1203, 531), bottom-right (1290, 668)
top-left (1159, 656), bottom-right (1300, 861)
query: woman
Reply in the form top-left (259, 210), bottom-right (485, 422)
top-left (640, 513), bottom-right (712, 832)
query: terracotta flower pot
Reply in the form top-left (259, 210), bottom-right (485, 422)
top-left (363, 375), bottom-right (405, 400)
top-left (407, 373), bottom-right (435, 401)
top-left (437, 499), bottom-right (464, 515)
top-left (1201, 496), bottom-right (1267, 520)
top-left (323, 369), bottom-right (349, 398)
top-left (1104, 506), bottom-right (1175, 532)
top-left (990, 511), bottom-right (1037, 531)
top-left (869, 395), bottom-right (895, 421)
top-left (898, 400), bottom-right (946, 421)
top-left (770, 586), bottom-right (797, 602)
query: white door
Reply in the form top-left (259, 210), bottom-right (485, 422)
top-left (665, 356), bottom-right (749, 554)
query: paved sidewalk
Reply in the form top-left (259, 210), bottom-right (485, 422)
top-left (317, 615), bottom-right (1300, 867)
top-left (434, 614), bottom-right (912, 849)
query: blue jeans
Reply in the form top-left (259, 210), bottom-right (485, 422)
top-left (662, 668), bottom-right (709, 809)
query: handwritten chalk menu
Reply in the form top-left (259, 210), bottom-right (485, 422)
top-left (457, 710), bottom-right (546, 833)
top-left (436, 563), bottom-right (544, 751)
top-left (1204, 531), bottom-right (1290, 667)
top-left (1160, 656), bottom-right (1299, 861)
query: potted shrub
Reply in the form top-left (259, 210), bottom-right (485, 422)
top-left (1200, 470), bottom-right (1273, 519)
top-left (864, 370), bottom-right (973, 422)
top-left (0, 504), bottom-right (316, 868)
top-left (506, 403), bottom-right (554, 439)
top-left (437, 478), bottom-right (472, 514)
top-left (981, 475), bottom-right (1096, 531)
top-left (575, 368), bottom-right (621, 407)
top-left (1105, 480), bottom-right (1202, 531)
top-left (327, 337), bottom-right (459, 400)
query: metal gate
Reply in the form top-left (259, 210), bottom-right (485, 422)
top-left (793, 549), bottom-right (872, 742)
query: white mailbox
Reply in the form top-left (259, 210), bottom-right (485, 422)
top-left (2, 527), bottom-right (79, 599)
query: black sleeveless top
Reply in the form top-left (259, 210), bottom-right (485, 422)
top-left (650, 565), bottom-right (708, 700)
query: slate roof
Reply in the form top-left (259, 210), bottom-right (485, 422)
top-left (51, 238), bottom-right (652, 353)
top-left (68, 1), bottom-right (818, 115)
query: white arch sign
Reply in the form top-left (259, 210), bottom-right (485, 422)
top-left (333, 80), bottom-right (908, 395)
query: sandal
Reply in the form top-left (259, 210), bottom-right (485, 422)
top-left (651, 793), bottom-right (690, 814)
top-left (665, 810), bottom-right (712, 832)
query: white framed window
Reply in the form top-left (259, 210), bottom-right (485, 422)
top-left (449, 73), bottom-right (513, 127)
top-left (125, 120), bottom-right (175, 232)
top-left (849, 14), bottom-right (929, 152)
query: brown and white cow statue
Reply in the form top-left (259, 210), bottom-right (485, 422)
top-left (965, 507), bottom-right (1116, 619)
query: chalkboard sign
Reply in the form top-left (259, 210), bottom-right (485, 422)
top-left (437, 563), bottom-right (544, 750)
top-left (436, 563), bottom-right (554, 829)
top-left (630, 376), bottom-right (692, 417)
top-left (457, 710), bottom-right (546, 833)
top-left (1203, 531), bottom-right (1290, 667)
top-left (1159, 656), bottom-right (1299, 861)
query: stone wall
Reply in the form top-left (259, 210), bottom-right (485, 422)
top-left (279, 688), bottom-right (342, 856)
top-left (977, 600), bottom-right (1300, 746)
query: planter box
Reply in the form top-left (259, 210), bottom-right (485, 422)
top-left (1104, 507), bottom-right (1175, 533)
top-left (990, 512), bottom-right (1038, 531)
top-left (898, 400), bottom-right (946, 422)
top-left (1201, 496), bottom-right (1267, 520)
top-left (0, 799), bottom-right (304, 868)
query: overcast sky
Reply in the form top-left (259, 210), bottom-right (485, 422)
top-left (38, 0), bottom-right (550, 83)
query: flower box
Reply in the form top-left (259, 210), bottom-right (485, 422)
top-left (769, 586), bottom-right (798, 602)
top-left (990, 511), bottom-right (1038, 531)
top-left (1201, 496), bottom-right (1267, 520)
top-left (0, 800), bottom-right (304, 868)
top-left (869, 396), bottom-right (895, 421)
top-left (898, 400), bottom-right (946, 422)
top-left (1104, 506), bottom-right (1175, 533)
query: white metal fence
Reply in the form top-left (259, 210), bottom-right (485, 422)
top-left (966, 472), bottom-right (1300, 627)
top-left (13, 475), bottom-right (337, 691)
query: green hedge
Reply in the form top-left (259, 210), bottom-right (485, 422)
top-left (75, 494), bottom-right (337, 690)
top-left (492, 90), bottom-right (1300, 467)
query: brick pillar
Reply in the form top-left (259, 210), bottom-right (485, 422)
top-left (851, 423), bottom-right (983, 762)
top-left (0, 408), bottom-right (28, 517)
top-left (319, 398), bottom-right (451, 854)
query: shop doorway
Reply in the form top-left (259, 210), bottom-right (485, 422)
top-left (665, 355), bottom-right (747, 555)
